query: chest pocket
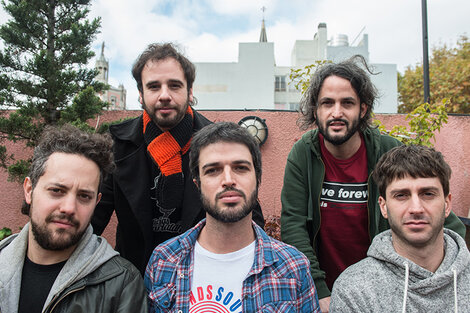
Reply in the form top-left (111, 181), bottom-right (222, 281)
top-left (259, 301), bottom-right (297, 312)
top-left (252, 277), bottom-right (299, 311)
top-left (148, 283), bottom-right (176, 312)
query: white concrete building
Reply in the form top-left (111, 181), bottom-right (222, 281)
top-left (194, 22), bottom-right (397, 113)
top-left (95, 43), bottom-right (127, 110)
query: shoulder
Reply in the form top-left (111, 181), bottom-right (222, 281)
top-left (257, 227), bottom-right (310, 276)
top-left (149, 234), bottom-right (186, 264)
top-left (363, 127), bottom-right (401, 149)
top-left (333, 257), bottom-right (382, 292)
top-left (0, 233), bottom-right (18, 250)
top-left (193, 109), bottom-right (212, 130)
top-left (273, 240), bottom-right (310, 269)
top-left (288, 129), bottom-right (318, 160)
top-left (109, 116), bottom-right (143, 141)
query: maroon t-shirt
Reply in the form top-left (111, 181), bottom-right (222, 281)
top-left (317, 133), bottom-right (370, 290)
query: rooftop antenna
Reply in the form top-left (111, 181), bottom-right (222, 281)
top-left (259, 6), bottom-right (268, 42)
top-left (350, 26), bottom-right (366, 46)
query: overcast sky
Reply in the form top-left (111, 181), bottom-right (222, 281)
top-left (1, 0), bottom-right (469, 109)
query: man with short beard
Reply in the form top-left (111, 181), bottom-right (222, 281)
top-left (0, 125), bottom-right (147, 313)
top-left (91, 43), bottom-right (264, 275)
top-left (330, 145), bottom-right (470, 312)
top-left (280, 56), bottom-right (465, 312)
top-left (145, 122), bottom-right (320, 312)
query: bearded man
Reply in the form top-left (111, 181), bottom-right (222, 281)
top-left (91, 43), bottom-right (264, 275)
top-left (145, 122), bottom-right (320, 312)
top-left (280, 56), bottom-right (465, 313)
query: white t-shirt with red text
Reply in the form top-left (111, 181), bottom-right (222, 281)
top-left (190, 240), bottom-right (255, 313)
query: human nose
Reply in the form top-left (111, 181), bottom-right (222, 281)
top-left (331, 103), bottom-right (343, 119)
top-left (159, 85), bottom-right (171, 102)
top-left (221, 167), bottom-right (235, 188)
top-left (59, 195), bottom-right (76, 215)
top-left (408, 194), bottom-right (424, 214)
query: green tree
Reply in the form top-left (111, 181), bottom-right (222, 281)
top-left (398, 35), bottom-right (470, 113)
top-left (0, 0), bottom-right (107, 182)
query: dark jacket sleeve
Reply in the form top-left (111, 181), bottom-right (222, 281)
top-left (91, 172), bottom-right (115, 235)
top-left (116, 260), bottom-right (148, 313)
top-left (444, 212), bottom-right (466, 238)
top-left (281, 140), bottom-right (330, 299)
top-left (252, 201), bottom-right (265, 229)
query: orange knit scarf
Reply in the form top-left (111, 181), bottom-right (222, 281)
top-left (143, 106), bottom-right (194, 209)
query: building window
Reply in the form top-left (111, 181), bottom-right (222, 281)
top-left (289, 103), bottom-right (300, 111)
top-left (275, 76), bottom-right (286, 92)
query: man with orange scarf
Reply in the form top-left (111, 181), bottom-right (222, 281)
top-left (91, 43), bottom-right (265, 274)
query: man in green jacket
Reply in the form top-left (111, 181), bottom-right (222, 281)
top-left (0, 125), bottom-right (147, 313)
top-left (280, 56), bottom-right (465, 313)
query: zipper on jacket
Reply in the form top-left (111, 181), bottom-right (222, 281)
top-left (45, 285), bottom-right (86, 313)
top-left (366, 172), bottom-right (372, 242)
top-left (313, 157), bottom-right (326, 247)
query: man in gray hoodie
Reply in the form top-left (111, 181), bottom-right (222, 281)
top-left (0, 125), bottom-right (147, 313)
top-left (330, 145), bottom-right (470, 312)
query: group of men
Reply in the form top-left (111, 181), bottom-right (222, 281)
top-left (0, 42), bottom-right (468, 313)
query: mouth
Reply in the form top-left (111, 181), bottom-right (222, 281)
top-left (404, 220), bottom-right (429, 229)
top-left (50, 219), bottom-right (76, 229)
top-left (327, 119), bottom-right (348, 131)
top-left (217, 191), bottom-right (244, 204)
top-left (157, 107), bottom-right (175, 114)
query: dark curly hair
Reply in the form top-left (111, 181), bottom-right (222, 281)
top-left (23, 124), bottom-right (114, 214)
top-left (298, 55), bottom-right (378, 130)
top-left (132, 42), bottom-right (196, 95)
top-left (189, 122), bottom-right (262, 188)
top-left (373, 145), bottom-right (451, 198)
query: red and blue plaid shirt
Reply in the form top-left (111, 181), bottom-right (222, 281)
top-left (145, 219), bottom-right (320, 312)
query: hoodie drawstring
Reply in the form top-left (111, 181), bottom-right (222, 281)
top-left (453, 269), bottom-right (458, 313)
top-left (402, 263), bottom-right (458, 313)
top-left (402, 262), bottom-right (409, 313)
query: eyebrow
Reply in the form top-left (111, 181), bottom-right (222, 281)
top-left (49, 183), bottom-right (96, 196)
top-left (201, 160), bottom-right (252, 171)
top-left (319, 96), bottom-right (356, 101)
top-left (389, 186), bottom-right (440, 194)
top-left (145, 79), bottom-right (184, 88)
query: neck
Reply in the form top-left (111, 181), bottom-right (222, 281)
top-left (197, 214), bottom-right (255, 254)
top-left (392, 231), bottom-right (445, 273)
top-left (324, 131), bottom-right (362, 160)
top-left (27, 229), bottom-right (76, 265)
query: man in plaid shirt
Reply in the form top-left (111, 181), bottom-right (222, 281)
top-left (144, 122), bottom-right (320, 312)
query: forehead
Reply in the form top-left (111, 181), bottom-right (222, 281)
top-left (39, 152), bottom-right (100, 188)
top-left (319, 75), bottom-right (359, 99)
top-left (198, 142), bottom-right (252, 166)
top-left (386, 176), bottom-right (444, 193)
top-left (142, 58), bottom-right (186, 83)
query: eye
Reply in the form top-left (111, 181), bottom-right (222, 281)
top-left (393, 193), bottom-right (408, 200)
top-left (147, 83), bottom-right (160, 90)
top-left (78, 193), bottom-right (93, 202)
top-left (169, 82), bottom-right (183, 90)
top-left (421, 191), bottom-right (437, 199)
top-left (319, 100), bottom-right (333, 107)
top-left (49, 188), bottom-right (64, 196)
top-left (203, 167), bottom-right (220, 175)
top-left (342, 100), bottom-right (355, 108)
top-left (234, 165), bottom-right (250, 172)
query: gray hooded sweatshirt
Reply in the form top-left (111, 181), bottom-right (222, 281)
top-left (0, 223), bottom-right (120, 313)
top-left (330, 229), bottom-right (470, 313)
